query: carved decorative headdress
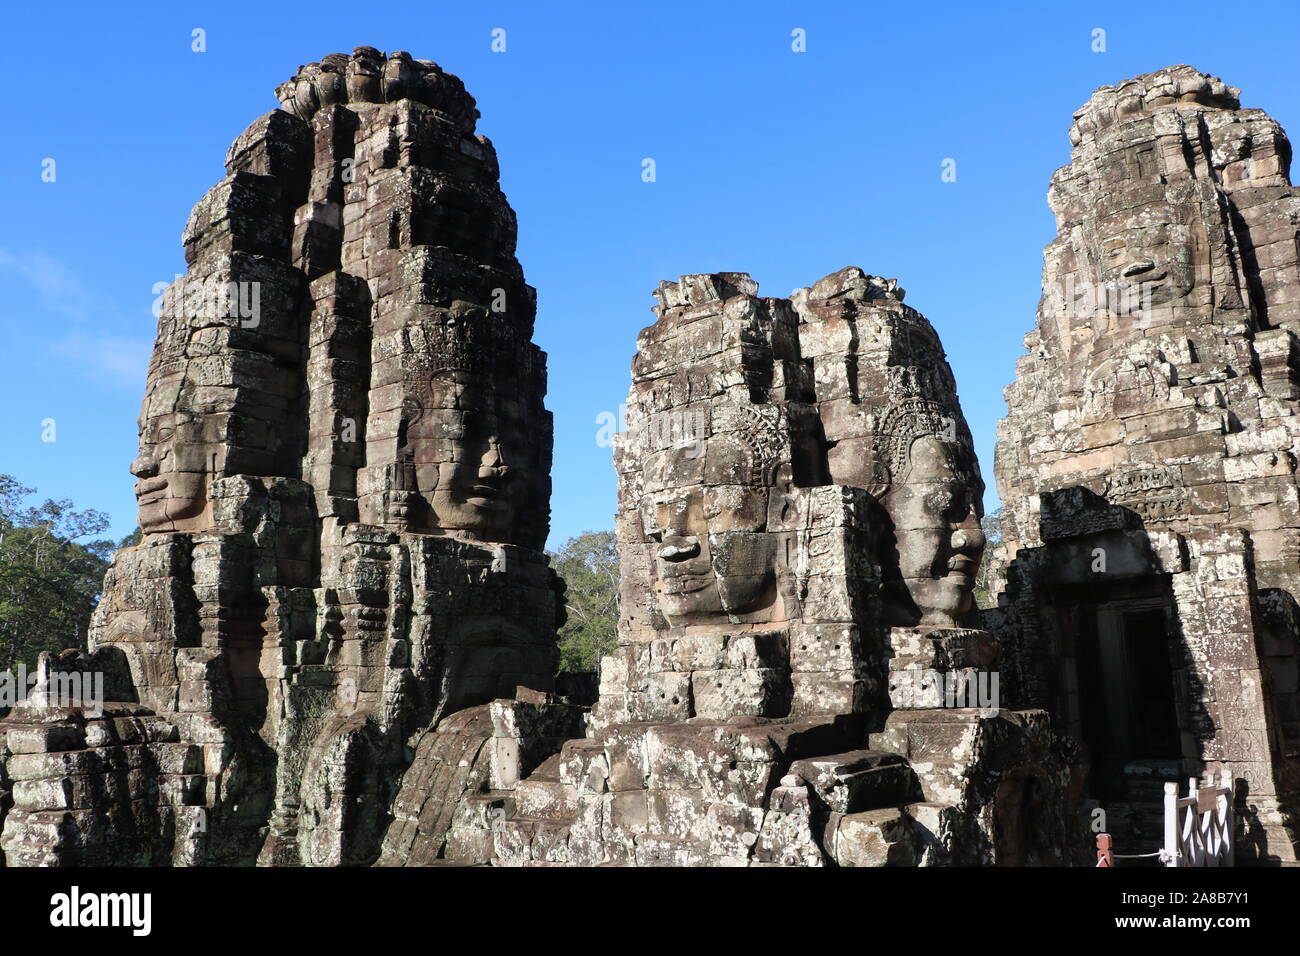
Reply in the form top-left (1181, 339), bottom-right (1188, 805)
top-left (868, 397), bottom-right (967, 495)
top-left (713, 404), bottom-right (789, 487)
top-left (404, 312), bottom-right (534, 383)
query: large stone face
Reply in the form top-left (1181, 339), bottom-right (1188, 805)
top-left (792, 267), bottom-right (987, 630)
top-left (0, 48), bottom-right (561, 867)
top-left (991, 65), bottom-right (1300, 862)
top-left (604, 272), bottom-right (875, 726)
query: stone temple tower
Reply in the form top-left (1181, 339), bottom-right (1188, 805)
top-left (992, 66), bottom-right (1300, 862)
top-left (0, 48), bottom-right (561, 866)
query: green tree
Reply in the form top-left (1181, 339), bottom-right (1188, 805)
top-left (973, 507), bottom-right (1003, 610)
top-left (550, 530), bottom-right (619, 673)
top-left (0, 475), bottom-right (114, 671)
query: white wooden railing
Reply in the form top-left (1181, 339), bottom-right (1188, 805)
top-left (1162, 770), bottom-right (1234, 867)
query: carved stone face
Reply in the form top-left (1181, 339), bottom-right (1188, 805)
top-left (405, 377), bottom-right (529, 539)
top-left (881, 435), bottom-right (985, 627)
top-left (131, 411), bottom-right (216, 533)
top-left (1096, 220), bottom-right (1198, 308)
top-left (642, 438), bottom-right (776, 624)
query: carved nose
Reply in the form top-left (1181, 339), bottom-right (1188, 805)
top-left (658, 538), bottom-right (700, 562)
top-left (1122, 259), bottom-right (1155, 277)
top-left (952, 527), bottom-right (985, 552)
top-left (130, 455), bottom-right (159, 478)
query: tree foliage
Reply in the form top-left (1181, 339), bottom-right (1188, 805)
top-left (973, 507), bottom-right (1003, 610)
top-left (0, 475), bottom-right (116, 671)
top-left (550, 530), bottom-right (619, 673)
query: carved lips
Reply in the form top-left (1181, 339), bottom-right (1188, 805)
top-left (657, 537), bottom-right (710, 595)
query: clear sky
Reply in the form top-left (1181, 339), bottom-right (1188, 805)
top-left (3, 0), bottom-right (1298, 548)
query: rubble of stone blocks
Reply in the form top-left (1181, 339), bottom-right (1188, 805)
top-left (991, 64), bottom-right (1300, 863)
top-left (376, 689), bottom-right (585, 866)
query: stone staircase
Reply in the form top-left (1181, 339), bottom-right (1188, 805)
top-left (377, 692), bottom-right (586, 866)
top-left (511, 754), bottom-right (576, 822)
top-left (489, 753), bottom-right (579, 866)
top-left (467, 632), bottom-right (1076, 867)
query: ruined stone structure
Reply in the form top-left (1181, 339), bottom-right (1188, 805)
top-left (0, 50), bottom-right (1080, 862)
top-left (991, 65), bottom-right (1300, 862)
top-left (432, 269), bottom-right (1080, 867)
top-left (14, 52), bottom-right (1293, 869)
top-left (0, 48), bottom-right (566, 866)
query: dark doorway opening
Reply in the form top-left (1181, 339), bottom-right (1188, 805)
top-left (1078, 602), bottom-right (1183, 801)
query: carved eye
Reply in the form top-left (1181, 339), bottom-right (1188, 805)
top-left (924, 488), bottom-right (967, 523)
top-left (923, 489), bottom-right (952, 513)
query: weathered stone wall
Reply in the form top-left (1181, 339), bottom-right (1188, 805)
top-left (991, 65), bottom-right (1300, 862)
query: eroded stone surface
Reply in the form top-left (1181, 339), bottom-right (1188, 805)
top-left (0, 48), bottom-right (561, 867)
top-left (991, 65), bottom-right (1300, 862)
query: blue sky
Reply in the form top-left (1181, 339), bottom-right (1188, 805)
top-left (3, 0), bottom-right (1298, 548)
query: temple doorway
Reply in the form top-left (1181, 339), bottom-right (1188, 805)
top-left (1076, 599), bottom-right (1184, 801)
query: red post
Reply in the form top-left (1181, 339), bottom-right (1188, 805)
top-left (1096, 833), bottom-right (1113, 867)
